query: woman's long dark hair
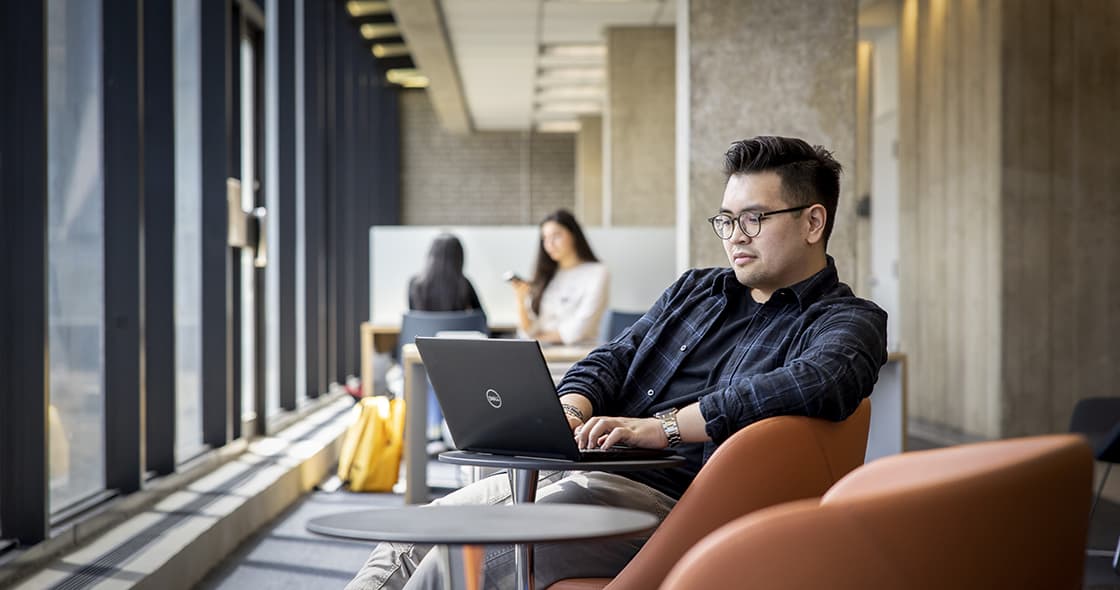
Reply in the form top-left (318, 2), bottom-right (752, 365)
top-left (410, 233), bottom-right (475, 312)
top-left (529, 209), bottom-right (598, 315)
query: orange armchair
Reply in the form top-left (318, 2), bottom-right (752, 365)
top-left (661, 434), bottom-right (1094, 590)
top-left (547, 398), bottom-right (871, 590)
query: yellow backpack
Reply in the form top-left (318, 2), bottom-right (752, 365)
top-left (337, 396), bottom-right (407, 492)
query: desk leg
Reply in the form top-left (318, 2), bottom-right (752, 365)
top-left (508, 469), bottom-right (540, 590)
top-left (404, 358), bottom-right (429, 504)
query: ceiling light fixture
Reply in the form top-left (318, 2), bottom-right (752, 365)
top-left (540, 44), bottom-right (606, 59)
top-left (346, 1), bottom-right (391, 17)
top-left (372, 43), bottom-right (409, 58)
top-left (535, 101), bottom-right (601, 114)
top-left (386, 68), bottom-right (429, 88)
top-left (536, 120), bottom-right (582, 134)
top-left (536, 67), bottom-right (605, 86)
top-left (360, 23), bottom-right (400, 40)
top-left (535, 85), bottom-right (603, 101)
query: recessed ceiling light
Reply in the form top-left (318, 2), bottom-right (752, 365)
top-left (386, 68), bottom-right (429, 88)
top-left (536, 120), bottom-right (582, 134)
top-left (346, 1), bottom-right (391, 17)
top-left (372, 43), bottom-right (409, 58)
top-left (360, 23), bottom-right (400, 40)
top-left (535, 86), bottom-right (603, 101)
top-left (540, 44), bottom-right (606, 59)
top-left (537, 67), bottom-right (605, 86)
top-left (536, 101), bottom-right (601, 115)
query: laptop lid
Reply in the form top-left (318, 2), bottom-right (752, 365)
top-left (415, 337), bottom-right (585, 461)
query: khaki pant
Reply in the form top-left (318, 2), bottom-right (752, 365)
top-left (344, 470), bottom-right (676, 590)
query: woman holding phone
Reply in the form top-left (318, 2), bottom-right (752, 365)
top-left (509, 209), bottom-right (609, 345)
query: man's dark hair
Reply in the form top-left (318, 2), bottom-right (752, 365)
top-left (722, 136), bottom-right (843, 244)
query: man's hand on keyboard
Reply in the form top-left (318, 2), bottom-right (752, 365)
top-left (574, 416), bottom-right (666, 450)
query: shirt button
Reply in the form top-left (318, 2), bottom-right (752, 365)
top-left (679, 345), bottom-right (687, 352)
top-left (646, 389), bottom-right (654, 396)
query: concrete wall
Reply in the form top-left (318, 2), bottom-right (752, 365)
top-left (684, 0), bottom-right (859, 281)
top-left (605, 27), bottom-right (676, 226)
top-left (898, 0), bottom-right (1003, 438)
top-left (398, 90), bottom-right (575, 225)
top-left (575, 116), bottom-right (603, 226)
top-left (898, 0), bottom-right (1120, 440)
top-left (1000, 0), bottom-right (1120, 436)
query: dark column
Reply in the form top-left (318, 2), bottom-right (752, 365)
top-left (103, 0), bottom-right (143, 494)
top-left (324, 0), bottom-right (340, 386)
top-left (302, 0), bottom-right (325, 398)
top-left (277, 0), bottom-right (297, 410)
top-left (142, 0), bottom-right (177, 476)
top-left (201, 0), bottom-right (233, 447)
top-left (0, 0), bottom-right (49, 544)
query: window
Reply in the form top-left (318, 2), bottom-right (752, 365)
top-left (174, 0), bottom-right (206, 461)
top-left (46, 0), bottom-right (107, 512)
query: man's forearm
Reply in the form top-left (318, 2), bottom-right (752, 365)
top-left (675, 403), bottom-right (711, 444)
top-left (559, 393), bottom-right (593, 421)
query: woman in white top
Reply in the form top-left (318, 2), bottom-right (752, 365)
top-left (510, 209), bottom-right (609, 345)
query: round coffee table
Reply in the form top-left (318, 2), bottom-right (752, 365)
top-left (437, 450), bottom-right (685, 589)
top-left (308, 504), bottom-right (659, 590)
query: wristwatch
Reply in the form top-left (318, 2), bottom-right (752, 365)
top-left (654, 408), bottom-right (682, 448)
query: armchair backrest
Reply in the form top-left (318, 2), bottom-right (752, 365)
top-left (600, 398), bottom-right (872, 590)
top-left (661, 434), bottom-right (1093, 590)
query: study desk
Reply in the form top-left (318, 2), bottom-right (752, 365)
top-left (360, 322), bottom-right (518, 398)
top-left (400, 342), bottom-right (595, 504)
top-left (307, 504), bottom-right (659, 590)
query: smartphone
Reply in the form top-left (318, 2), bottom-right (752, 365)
top-left (502, 270), bottom-right (524, 283)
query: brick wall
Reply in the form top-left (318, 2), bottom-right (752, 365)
top-left (399, 90), bottom-right (575, 225)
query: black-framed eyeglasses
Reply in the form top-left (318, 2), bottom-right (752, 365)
top-left (707, 205), bottom-right (811, 239)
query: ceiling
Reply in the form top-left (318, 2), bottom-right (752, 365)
top-left (386, 0), bottom-right (676, 134)
top-left (363, 0), bottom-right (895, 134)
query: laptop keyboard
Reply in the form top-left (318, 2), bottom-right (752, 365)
top-left (577, 446), bottom-right (675, 461)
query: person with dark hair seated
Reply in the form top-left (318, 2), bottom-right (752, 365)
top-left (408, 233), bottom-right (484, 315)
top-left (346, 136), bottom-right (888, 590)
top-left (404, 233), bottom-right (485, 448)
top-left (509, 209), bottom-right (609, 346)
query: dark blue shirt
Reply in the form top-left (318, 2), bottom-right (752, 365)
top-left (557, 257), bottom-right (888, 499)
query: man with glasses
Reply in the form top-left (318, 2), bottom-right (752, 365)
top-left (347, 136), bottom-right (887, 590)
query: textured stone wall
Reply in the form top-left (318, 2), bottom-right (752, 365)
top-left (399, 90), bottom-right (575, 225)
top-left (575, 116), bottom-right (603, 226)
top-left (898, 0), bottom-right (1120, 442)
top-left (686, 0), bottom-right (858, 276)
top-left (606, 27), bottom-right (675, 226)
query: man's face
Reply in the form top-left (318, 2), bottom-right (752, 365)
top-left (719, 172), bottom-right (822, 298)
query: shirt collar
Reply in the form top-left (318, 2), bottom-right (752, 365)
top-left (783, 255), bottom-right (840, 311)
top-left (713, 255), bottom-right (840, 311)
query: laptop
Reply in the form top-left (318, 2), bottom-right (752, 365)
top-left (415, 337), bottom-right (676, 462)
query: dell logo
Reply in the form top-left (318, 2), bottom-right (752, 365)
top-left (485, 388), bottom-right (502, 408)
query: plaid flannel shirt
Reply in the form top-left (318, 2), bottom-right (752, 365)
top-left (557, 257), bottom-right (888, 461)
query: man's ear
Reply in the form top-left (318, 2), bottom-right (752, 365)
top-left (805, 204), bottom-right (827, 245)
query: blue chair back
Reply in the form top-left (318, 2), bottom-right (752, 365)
top-left (397, 309), bottom-right (489, 360)
top-left (598, 309), bottom-right (644, 343)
